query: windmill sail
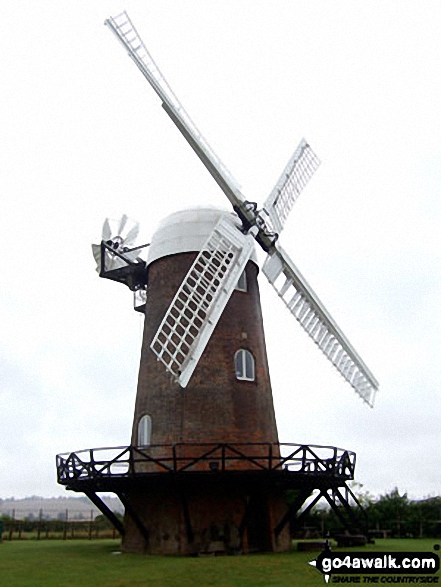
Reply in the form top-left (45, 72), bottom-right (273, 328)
top-left (151, 216), bottom-right (255, 387)
top-left (105, 12), bottom-right (247, 216)
top-left (263, 139), bottom-right (320, 234)
top-left (263, 245), bottom-right (378, 407)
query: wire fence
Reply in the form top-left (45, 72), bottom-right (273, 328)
top-left (0, 510), bottom-right (122, 541)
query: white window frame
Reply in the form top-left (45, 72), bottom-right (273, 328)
top-left (235, 349), bottom-right (255, 381)
top-left (235, 270), bottom-right (247, 292)
top-left (137, 414), bottom-right (152, 446)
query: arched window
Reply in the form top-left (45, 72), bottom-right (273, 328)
top-left (235, 270), bottom-right (247, 292)
top-left (235, 349), bottom-right (255, 381)
top-left (137, 414), bottom-right (152, 446)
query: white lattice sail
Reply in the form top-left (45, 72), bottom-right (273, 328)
top-left (263, 246), bottom-right (378, 407)
top-left (150, 217), bottom-right (255, 387)
top-left (105, 12), bottom-right (245, 212)
top-left (263, 139), bottom-right (320, 234)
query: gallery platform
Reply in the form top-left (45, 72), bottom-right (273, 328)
top-left (57, 442), bottom-right (367, 554)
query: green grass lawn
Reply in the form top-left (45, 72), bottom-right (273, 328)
top-left (0, 539), bottom-right (439, 587)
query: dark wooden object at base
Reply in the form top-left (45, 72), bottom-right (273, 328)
top-left (56, 442), bottom-right (366, 555)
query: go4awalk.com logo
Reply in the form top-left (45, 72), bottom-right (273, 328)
top-left (309, 546), bottom-right (440, 584)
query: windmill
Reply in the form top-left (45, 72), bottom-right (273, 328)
top-left (56, 12), bottom-right (378, 555)
top-left (104, 11), bottom-right (377, 405)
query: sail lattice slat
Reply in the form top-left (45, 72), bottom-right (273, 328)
top-left (263, 246), bottom-right (378, 407)
top-left (151, 217), bottom-right (254, 387)
top-left (263, 139), bottom-right (320, 234)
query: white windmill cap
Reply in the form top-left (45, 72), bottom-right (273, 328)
top-left (147, 206), bottom-right (258, 267)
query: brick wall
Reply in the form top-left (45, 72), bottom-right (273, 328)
top-left (131, 252), bottom-right (279, 447)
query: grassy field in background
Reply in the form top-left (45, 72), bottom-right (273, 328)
top-left (0, 538), bottom-right (439, 587)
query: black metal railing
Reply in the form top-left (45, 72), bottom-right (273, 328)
top-left (56, 442), bottom-right (356, 485)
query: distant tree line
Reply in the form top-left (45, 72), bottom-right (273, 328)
top-left (295, 488), bottom-right (441, 539)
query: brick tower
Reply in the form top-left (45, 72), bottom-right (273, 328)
top-left (132, 207), bottom-right (278, 448)
top-left (122, 207), bottom-right (287, 554)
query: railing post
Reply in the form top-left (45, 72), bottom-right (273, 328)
top-left (172, 445), bottom-right (177, 472)
top-left (268, 443), bottom-right (273, 470)
top-left (128, 446), bottom-right (134, 476)
top-left (332, 447), bottom-right (337, 474)
top-left (89, 449), bottom-right (94, 478)
top-left (221, 444), bottom-right (226, 471)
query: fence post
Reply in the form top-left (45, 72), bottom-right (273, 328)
top-left (63, 509), bottom-right (68, 540)
top-left (89, 510), bottom-right (93, 540)
top-left (37, 509), bottom-right (42, 540)
top-left (8, 509), bottom-right (15, 541)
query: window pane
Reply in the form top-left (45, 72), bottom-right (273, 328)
top-left (138, 414), bottom-right (152, 446)
top-left (235, 351), bottom-right (244, 378)
top-left (245, 350), bottom-right (254, 380)
top-left (235, 349), bottom-right (255, 381)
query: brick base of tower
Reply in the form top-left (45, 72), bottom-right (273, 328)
top-left (122, 210), bottom-right (285, 554)
top-left (121, 480), bottom-right (291, 555)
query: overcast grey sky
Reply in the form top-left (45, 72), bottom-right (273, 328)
top-left (1, 1), bottom-right (440, 500)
